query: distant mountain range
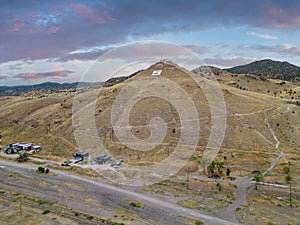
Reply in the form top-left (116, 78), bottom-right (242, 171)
top-left (0, 82), bottom-right (93, 96)
top-left (1, 59), bottom-right (299, 96)
top-left (225, 59), bottom-right (300, 82)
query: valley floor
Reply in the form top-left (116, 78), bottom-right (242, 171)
top-left (0, 159), bottom-right (299, 225)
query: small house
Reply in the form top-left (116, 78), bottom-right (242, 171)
top-left (94, 154), bottom-right (111, 164)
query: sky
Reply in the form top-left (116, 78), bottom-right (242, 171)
top-left (1, 0), bottom-right (300, 86)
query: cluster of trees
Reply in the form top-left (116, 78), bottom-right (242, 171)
top-left (198, 158), bottom-right (231, 177)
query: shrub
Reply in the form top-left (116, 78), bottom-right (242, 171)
top-left (42, 209), bottom-right (50, 214)
top-left (216, 182), bottom-right (222, 191)
top-left (195, 220), bottom-right (203, 225)
top-left (38, 167), bottom-right (45, 173)
top-left (236, 207), bottom-right (242, 212)
top-left (155, 181), bottom-right (168, 186)
top-left (129, 201), bottom-right (142, 208)
top-left (87, 215), bottom-right (93, 220)
top-left (37, 199), bottom-right (53, 205)
top-left (226, 168), bottom-right (231, 176)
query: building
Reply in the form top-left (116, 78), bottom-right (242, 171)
top-left (73, 151), bottom-right (89, 161)
top-left (94, 154), bottom-right (111, 165)
top-left (3, 142), bottom-right (41, 154)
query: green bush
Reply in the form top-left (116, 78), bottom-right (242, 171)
top-left (42, 209), bottom-right (50, 214)
top-left (87, 215), bottom-right (93, 220)
top-left (37, 199), bottom-right (53, 205)
top-left (154, 181), bottom-right (168, 186)
top-left (128, 201), bottom-right (142, 208)
top-left (37, 167), bottom-right (50, 174)
top-left (38, 167), bottom-right (45, 173)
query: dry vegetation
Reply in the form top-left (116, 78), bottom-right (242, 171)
top-left (236, 186), bottom-right (300, 225)
top-left (0, 61), bottom-right (299, 224)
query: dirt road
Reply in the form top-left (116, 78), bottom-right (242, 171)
top-left (0, 160), bottom-right (240, 225)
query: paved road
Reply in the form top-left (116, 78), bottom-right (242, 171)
top-left (0, 160), bottom-right (241, 225)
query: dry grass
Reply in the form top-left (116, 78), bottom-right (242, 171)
top-left (144, 178), bottom-right (235, 212)
top-left (0, 63), bottom-right (299, 190)
top-left (236, 187), bottom-right (300, 225)
top-left (0, 191), bottom-right (77, 225)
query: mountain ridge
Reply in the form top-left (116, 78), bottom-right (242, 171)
top-left (224, 59), bottom-right (300, 81)
top-left (0, 82), bottom-right (96, 96)
top-left (1, 59), bottom-right (299, 96)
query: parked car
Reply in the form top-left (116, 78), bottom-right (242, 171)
top-left (61, 162), bottom-right (70, 166)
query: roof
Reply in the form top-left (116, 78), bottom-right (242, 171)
top-left (95, 154), bottom-right (110, 160)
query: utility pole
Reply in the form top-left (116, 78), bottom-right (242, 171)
top-left (288, 161), bottom-right (292, 207)
top-left (20, 194), bottom-right (23, 216)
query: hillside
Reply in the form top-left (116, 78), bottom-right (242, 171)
top-left (0, 82), bottom-right (94, 96)
top-left (0, 61), bottom-right (299, 185)
top-left (225, 59), bottom-right (300, 82)
top-left (1, 61), bottom-right (300, 224)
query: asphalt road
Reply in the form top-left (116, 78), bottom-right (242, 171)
top-left (0, 160), bottom-right (241, 225)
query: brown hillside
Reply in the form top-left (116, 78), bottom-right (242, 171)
top-left (0, 61), bottom-right (299, 186)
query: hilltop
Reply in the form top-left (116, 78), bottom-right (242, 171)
top-left (225, 59), bottom-right (300, 82)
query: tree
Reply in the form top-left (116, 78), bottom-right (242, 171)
top-left (253, 173), bottom-right (264, 190)
top-left (226, 168), bottom-right (231, 176)
top-left (283, 166), bottom-right (290, 174)
top-left (283, 162), bottom-right (292, 207)
top-left (198, 158), bottom-right (211, 175)
top-left (285, 175), bottom-right (292, 207)
top-left (216, 162), bottom-right (225, 175)
top-left (208, 161), bottom-right (216, 175)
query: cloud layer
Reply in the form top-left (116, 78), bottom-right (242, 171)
top-left (1, 0), bottom-right (300, 63)
top-left (16, 70), bottom-right (73, 79)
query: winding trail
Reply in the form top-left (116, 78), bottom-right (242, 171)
top-left (262, 112), bottom-right (284, 176)
top-left (216, 177), bottom-right (251, 223)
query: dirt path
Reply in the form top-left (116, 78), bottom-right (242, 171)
top-left (216, 177), bottom-right (251, 223)
top-left (262, 112), bottom-right (284, 176)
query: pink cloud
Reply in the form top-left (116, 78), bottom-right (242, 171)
top-left (265, 5), bottom-right (300, 29)
top-left (68, 3), bottom-right (112, 24)
top-left (46, 26), bottom-right (61, 34)
top-left (11, 20), bottom-right (28, 32)
top-left (0, 76), bottom-right (8, 79)
top-left (16, 70), bottom-right (73, 79)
